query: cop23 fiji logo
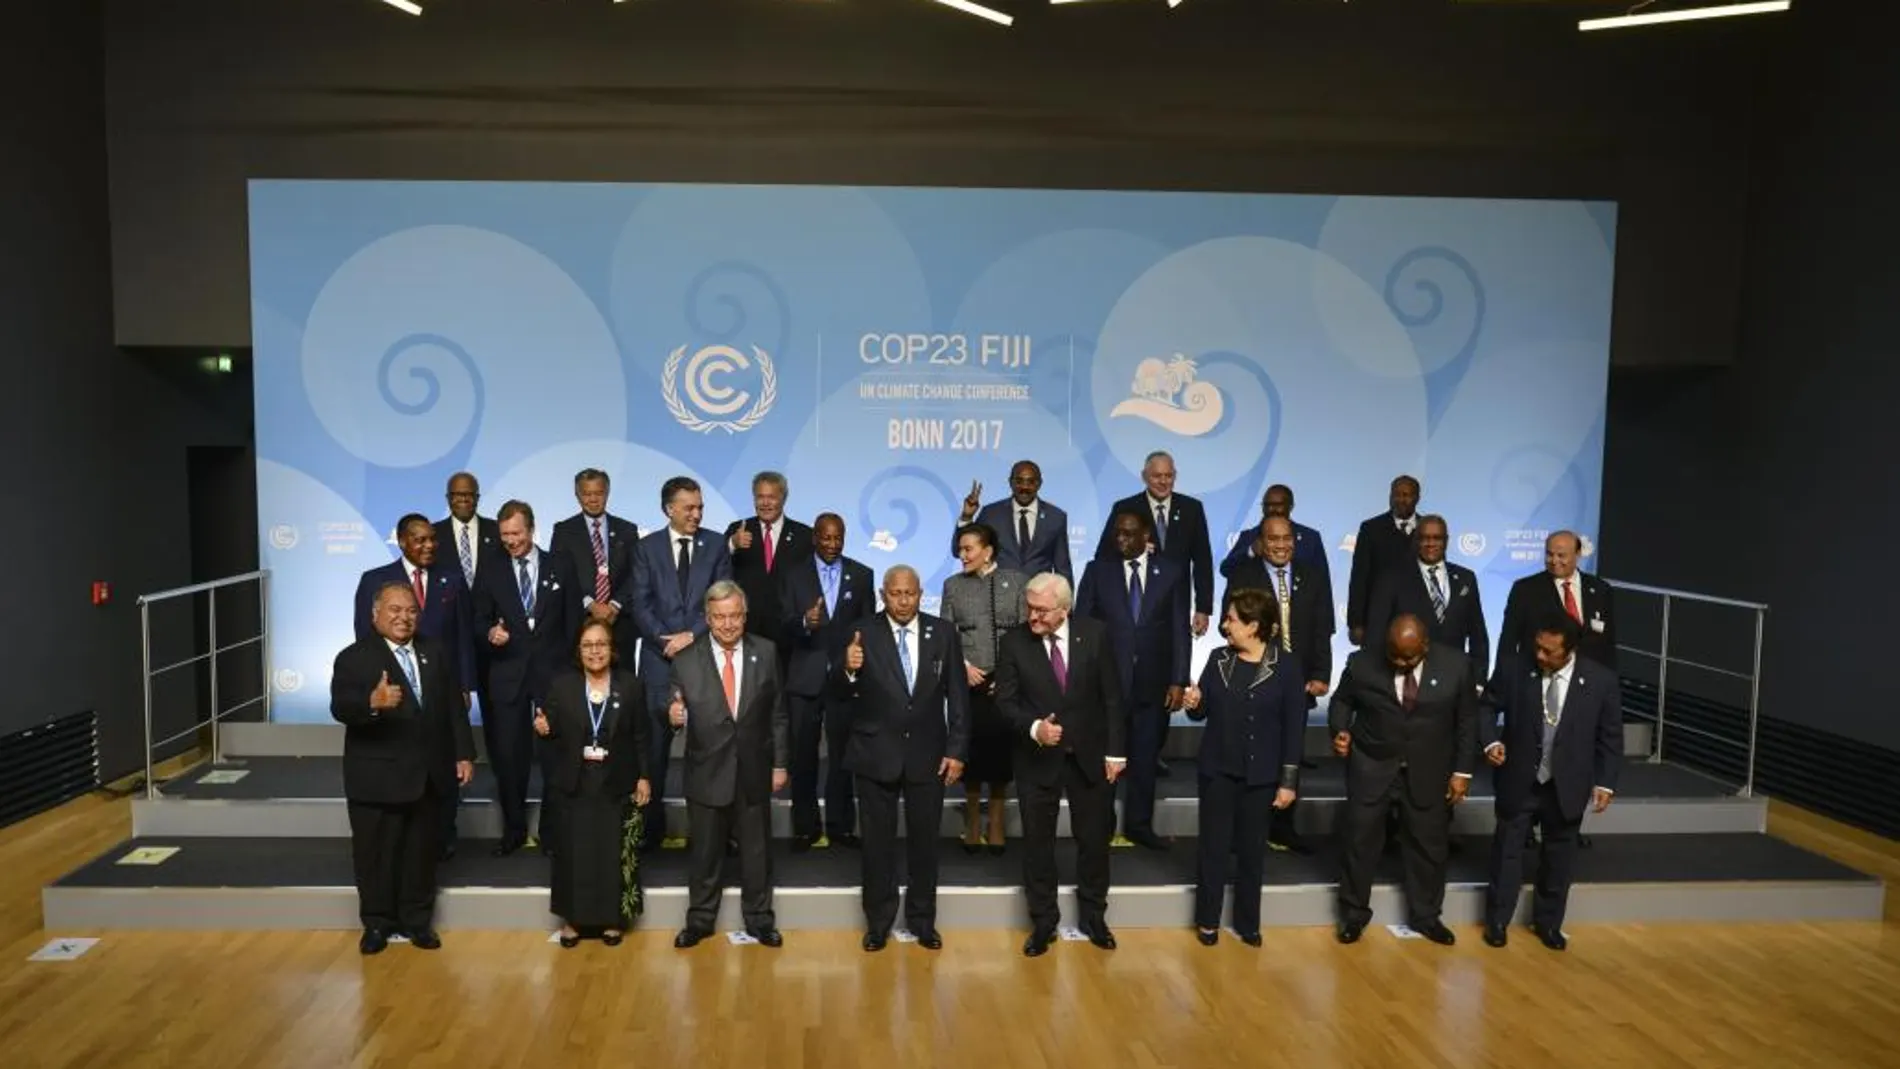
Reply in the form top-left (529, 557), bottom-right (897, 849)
top-left (663, 344), bottom-right (778, 434)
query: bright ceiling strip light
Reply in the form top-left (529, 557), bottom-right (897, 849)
top-left (1580, 1), bottom-right (1789, 32)
top-left (379, 0), bottom-right (423, 14)
top-left (930, 0), bottom-right (1015, 25)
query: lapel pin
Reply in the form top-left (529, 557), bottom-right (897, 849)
top-left (1428, 678), bottom-right (1437, 687)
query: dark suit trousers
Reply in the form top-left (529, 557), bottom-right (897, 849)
top-left (640, 677), bottom-right (676, 848)
top-left (483, 693), bottom-right (534, 838)
top-left (1486, 779), bottom-right (1581, 931)
top-left (1337, 763), bottom-right (1452, 927)
top-left (347, 784), bottom-right (442, 932)
top-left (789, 694), bottom-right (857, 840)
top-left (1195, 772), bottom-right (1274, 934)
top-left (684, 798), bottom-right (774, 933)
top-left (1021, 753), bottom-right (1114, 933)
top-left (857, 774), bottom-right (946, 935)
top-left (1121, 698), bottom-right (1166, 836)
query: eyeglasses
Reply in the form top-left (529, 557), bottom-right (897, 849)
top-left (578, 641), bottom-right (612, 651)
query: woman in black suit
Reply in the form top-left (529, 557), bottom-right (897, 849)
top-left (1183, 587), bottom-right (1304, 946)
top-left (532, 619), bottom-right (650, 947)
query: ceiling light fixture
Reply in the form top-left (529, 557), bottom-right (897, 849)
top-left (930, 0), bottom-right (1014, 24)
top-left (378, 0), bottom-right (423, 14)
top-left (1580, 1), bottom-right (1790, 32)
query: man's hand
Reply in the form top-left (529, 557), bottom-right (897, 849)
top-left (532, 707), bottom-right (550, 737)
top-left (1036, 716), bottom-right (1063, 746)
top-left (633, 778), bottom-right (652, 807)
top-left (964, 661), bottom-right (987, 688)
top-left (1164, 685), bottom-right (1186, 711)
top-left (1349, 626), bottom-right (1364, 646)
top-left (1181, 685), bottom-right (1203, 711)
top-left (1104, 759), bottom-right (1125, 784)
top-left (732, 526), bottom-right (755, 551)
top-left (370, 671), bottom-right (403, 711)
top-left (771, 768), bottom-right (789, 793)
top-left (1191, 612), bottom-right (1210, 638)
top-left (1591, 787), bottom-right (1614, 814)
top-left (589, 600), bottom-right (618, 623)
top-left (960, 479), bottom-right (982, 521)
top-left (668, 690), bottom-right (687, 729)
top-left (1446, 776), bottom-right (1470, 805)
top-left (1305, 681), bottom-right (1329, 698)
top-left (940, 757), bottom-right (965, 786)
top-left (1485, 742), bottom-right (1507, 767)
top-left (455, 760), bottom-right (474, 787)
top-left (1272, 787), bottom-right (1296, 810)
top-left (1332, 730), bottom-right (1352, 758)
top-left (488, 622), bottom-right (511, 647)
top-left (844, 631), bottom-right (865, 674)
top-left (803, 596), bottom-right (826, 633)
top-left (662, 633), bottom-right (693, 659)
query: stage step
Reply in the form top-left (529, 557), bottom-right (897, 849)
top-left (43, 833), bottom-right (1880, 932)
top-left (132, 757), bottom-right (1760, 840)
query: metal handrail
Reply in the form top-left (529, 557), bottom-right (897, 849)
top-left (140, 570), bottom-right (273, 800)
top-left (1603, 576), bottom-right (1767, 797)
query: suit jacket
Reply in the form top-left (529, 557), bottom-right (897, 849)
top-left (473, 549), bottom-right (582, 707)
top-left (1499, 571), bottom-right (1618, 671)
top-left (972, 498), bottom-right (1072, 583)
top-left (830, 611), bottom-right (971, 784)
top-left (631, 528), bottom-right (734, 684)
top-left (777, 554), bottom-right (877, 698)
top-left (352, 560), bottom-right (475, 693)
top-left (1223, 557), bottom-right (1335, 698)
top-left (433, 515), bottom-right (504, 593)
top-left (724, 516), bottom-right (814, 641)
top-left (549, 511), bottom-right (641, 656)
top-left (329, 634), bottom-right (475, 805)
top-left (1073, 553), bottom-right (1191, 706)
top-left (1092, 493), bottom-right (1214, 617)
top-left (1346, 511), bottom-right (1417, 636)
top-left (1327, 646), bottom-right (1478, 808)
top-left (1187, 647), bottom-right (1307, 788)
top-left (993, 616), bottom-right (1126, 787)
top-left (1483, 655), bottom-right (1623, 823)
top-left (1219, 519), bottom-right (1331, 601)
top-left (541, 667), bottom-right (649, 797)
top-left (1365, 561), bottom-right (1490, 688)
top-left (671, 635), bottom-right (791, 808)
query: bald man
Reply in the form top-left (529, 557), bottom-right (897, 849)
top-left (1498, 531), bottom-right (1617, 672)
top-left (1328, 614), bottom-right (1477, 946)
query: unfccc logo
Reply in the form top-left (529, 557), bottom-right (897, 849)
top-left (1458, 532), bottom-right (1486, 556)
top-left (662, 344), bottom-right (777, 434)
top-left (273, 668), bottom-right (304, 693)
top-left (269, 524), bottom-right (299, 550)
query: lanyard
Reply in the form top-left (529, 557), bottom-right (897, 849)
top-left (586, 688), bottom-right (608, 745)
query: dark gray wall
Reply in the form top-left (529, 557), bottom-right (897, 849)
top-left (101, 0), bottom-right (1763, 366)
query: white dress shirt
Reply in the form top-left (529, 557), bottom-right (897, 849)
top-left (451, 516), bottom-right (482, 573)
top-left (711, 638), bottom-right (744, 716)
top-left (1553, 574), bottom-right (1583, 620)
top-left (1028, 622), bottom-right (1124, 766)
top-left (1417, 559), bottom-right (1449, 597)
top-left (669, 527), bottom-right (697, 568)
top-left (1015, 500), bottom-right (1039, 542)
top-left (384, 637), bottom-right (421, 706)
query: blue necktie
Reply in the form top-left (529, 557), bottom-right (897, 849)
top-left (395, 645), bottom-right (422, 708)
top-left (1428, 566), bottom-right (1448, 622)
top-left (897, 624), bottom-right (914, 693)
top-left (1127, 559), bottom-right (1143, 619)
top-left (518, 556), bottom-right (534, 616)
top-left (821, 563), bottom-right (839, 616)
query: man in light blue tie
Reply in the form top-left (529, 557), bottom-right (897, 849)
top-left (832, 565), bottom-right (969, 951)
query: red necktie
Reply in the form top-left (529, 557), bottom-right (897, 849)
top-left (411, 567), bottom-right (427, 610)
top-left (1562, 579), bottom-right (1581, 623)
top-left (762, 522), bottom-right (776, 573)
top-left (722, 646), bottom-right (739, 716)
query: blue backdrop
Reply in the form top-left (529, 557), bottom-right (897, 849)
top-left (250, 180), bottom-right (1615, 722)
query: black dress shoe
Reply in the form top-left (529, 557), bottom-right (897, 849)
top-left (791, 835), bottom-right (815, 854)
top-left (674, 928), bottom-right (710, 949)
top-left (1267, 837), bottom-right (1314, 856)
top-left (862, 932), bottom-right (888, 953)
top-left (747, 926), bottom-right (784, 948)
top-left (1127, 831), bottom-right (1169, 852)
top-left (559, 933), bottom-right (580, 949)
top-left (961, 840), bottom-right (982, 855)
top-left (986, 843), bottom-right (1006, 857)
top-left (1084, 922), bottom-right (1117, 950)
top-left (833, 834), bottom-right (863, 850)
top-left (1196, 928), bottom-right (1219, 946)
top-left (1023, 928), bottom-right (1055, 957)
top-left (408, 927), bottom-right (442, 950)
top-left (915, 929), bottom-right (943, 950)
top-left (602, 931), bottom-right (623, 947)
top-left (491, 833), bottom-right (526, 858)
top-left (1336, 921), bottom-right (1365, 945)
top-left (1483, 924), bottom-right (1508, 948)
top-left (1239, 931), bottom-right (1262, 948)
top-left (1531, 923), bottom-right (1568, 951)
top-left (359, 929), bottom-right (389, 955)
top-left (1412, 920), bottom-right (1456, 946)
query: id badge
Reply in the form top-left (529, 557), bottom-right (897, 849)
top-left (583, 745), bottom-right (609, 762)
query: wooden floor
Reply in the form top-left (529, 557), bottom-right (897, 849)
top-left (3, 796), bottom-right (1899, 1069)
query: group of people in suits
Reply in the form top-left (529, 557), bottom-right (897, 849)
top-left (328, 454), bottom-right (1624, 957)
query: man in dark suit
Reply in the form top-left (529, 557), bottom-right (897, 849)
top-left (956, 460), bottom-right (1072, 582)
top-left (632, 475), bottom-right (734, 849)
top-left (549, 468), bottom-right (641, 669)
top-left (353, 513), bottom-right (476, 858)
top-left (1346, 475), bottom-right (1422, 646)
top-left (724, 470), bottom-right (813, 649)
top-left (666, 580), bottom-right (791, 949)
top-left (1480, 614), bottom-right (1622, 951)
top-left (434, 471), bottom-right (502, 602)
top-left (832, 565), bottom-right (970, 951)
top-left (1365, 514), bottom-right (1490, 690)
top-left (1223, 515), bottom-right (1336, 852)
top-left (1329, 615), bottom-right (1477, 946)
top-left (1219, 483), bottom-right (1332, 598)
top-left (1075, 508), bottom-right (1189, 850)
top-left (778, 512), bottom-right (876, 850)
top-left (1092, 451), bottom-right (1214, 638)
top-left (995, 572), bottom-right (1126, 957)
top-left (472, 500), bottom-right (581, 857)
top-left (1499, 530), bottom-right (1618, 672)
top-left (330, 582), bottom-right (475, 954)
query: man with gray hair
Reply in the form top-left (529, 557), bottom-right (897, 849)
top-left (1093, 450), bottom-right (1215, 638)
top-left (724, 470), bottom-right (813, 648)
top-left (666, 579), bottom-right (791, 949)
top-left (995, 571), bottom-right (1126, 956)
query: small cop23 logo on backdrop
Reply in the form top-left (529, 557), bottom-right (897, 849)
top-left (663, 344), bottom-right (778, 434)
top-left (1108, 354), bottom-right (1226, 437)
top-left (1458, 532), bottom-right (1486, 557)
top-left (273, 669), bottom-right (304, 694)
top-left (269, 524), bottom-right (299, 550)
